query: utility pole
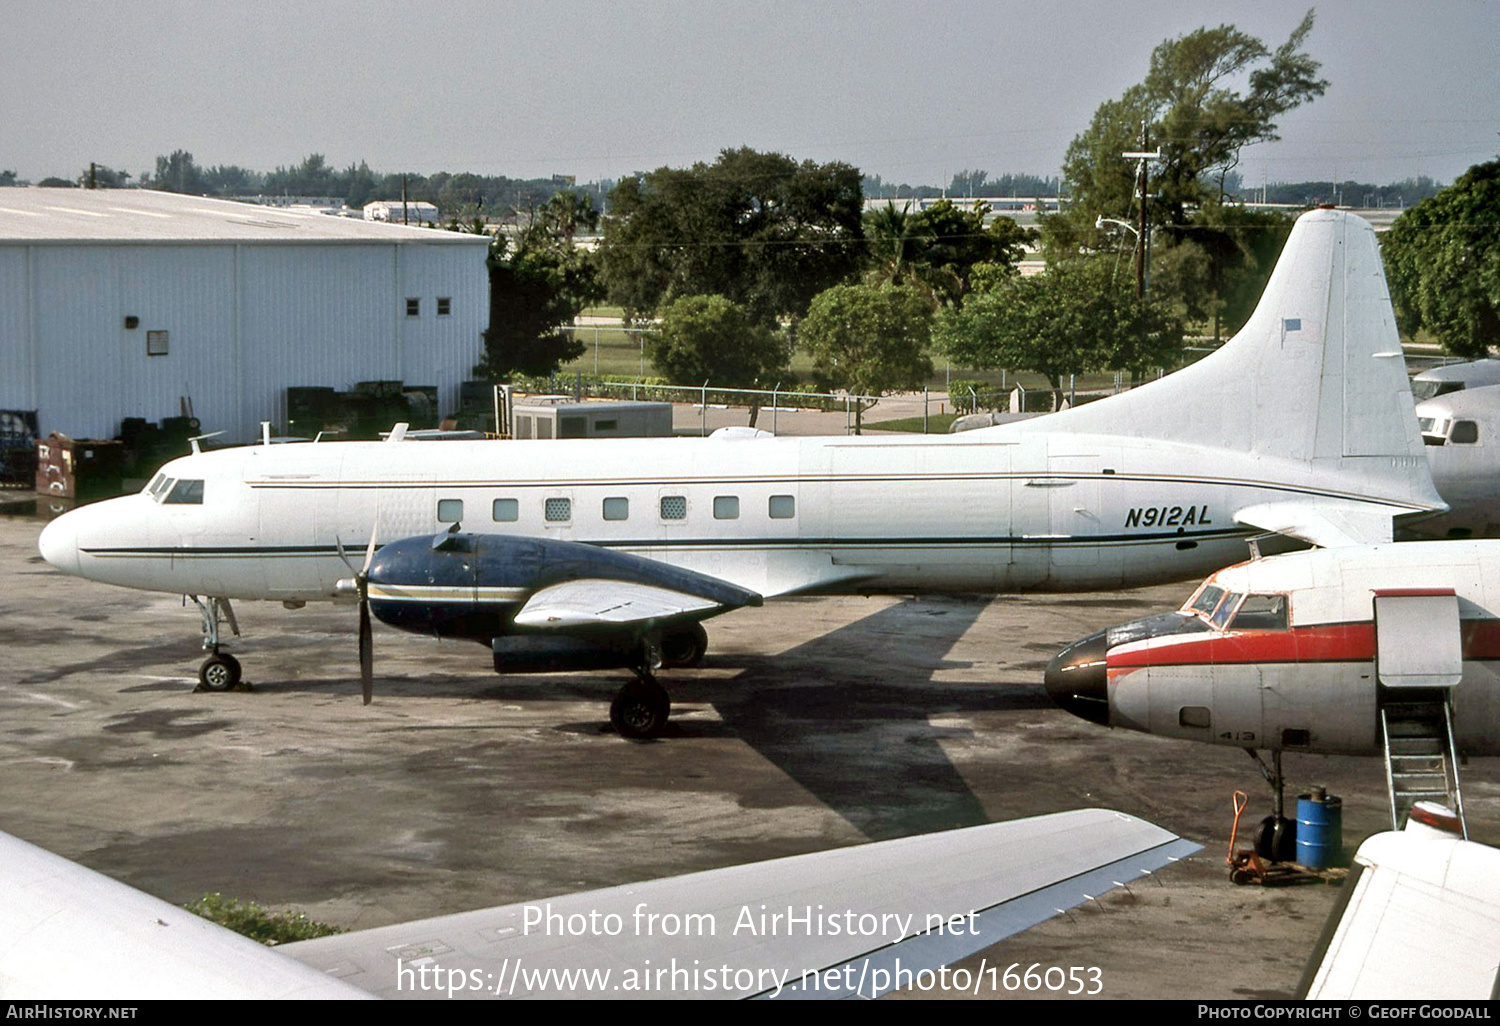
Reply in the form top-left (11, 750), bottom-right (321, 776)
top-left (1121, 123), bottom-right (1162, 301)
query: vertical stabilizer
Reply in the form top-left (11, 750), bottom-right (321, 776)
top-left (1015, 209), bottom-right (1443, 514)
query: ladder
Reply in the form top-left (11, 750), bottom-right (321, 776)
top-left (1380, 689), bottom-right (1467, 838)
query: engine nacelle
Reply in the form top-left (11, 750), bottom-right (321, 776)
top-left (492, 635), bottom-right (640, 674)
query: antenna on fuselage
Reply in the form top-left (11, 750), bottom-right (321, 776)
top-left (188, 431), bottom-right (224, 456)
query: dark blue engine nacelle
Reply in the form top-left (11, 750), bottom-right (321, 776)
top-left (364, 532), bottom-right (756, 662)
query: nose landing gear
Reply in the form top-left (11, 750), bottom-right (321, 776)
top-left (191, 596), bottom-right (245, 692)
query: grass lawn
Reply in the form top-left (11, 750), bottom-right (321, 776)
top-left (863, 413), bottom-right (961, 433)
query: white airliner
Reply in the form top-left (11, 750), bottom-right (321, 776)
top-left (38, 209), bottom-right (1445, 736)
top-left (1410, 383), bottom-right (1500, 539)
top-left (1045, 538), bottom-right (1500, 855)
top-left (0, 809), bottom-right (1196, 999)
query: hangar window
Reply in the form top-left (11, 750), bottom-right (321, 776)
top-left (544, 497), bottom-right (571, 523)
top-left (437, 297), bottom-right (452, 316)
top-left (492, 498), bottom-right (518, 522)
top-left (713, 495), bottom-right (739, 520)
top-left (1451, 420), bottom-right (1479, 444)
top-left (603, 497), bottom-right (629, 521)
top-left (163, 479), bottom-right (203, 505)
top-left (768, 495), bottom-right (795, 519)
top-left (1230, 594), bottom-right (1289, 631)
top-left (406, 297), bottom-right (420, 317)
top-left (437, 499), bottom-right (463, 523)
top-left (660, 495), bottom-right (687, 520)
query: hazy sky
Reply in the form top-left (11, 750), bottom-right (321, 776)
top-left (5, 0), bottom-right (1497, 189)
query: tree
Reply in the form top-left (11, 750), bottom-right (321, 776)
top-left (647, 295), bottom-right (789, 426)
top-left (151, 150), bottom-right (206, 194)
top-left (600, 148), bottom-right (865, 325)
top-left (0, 170), bottom-right (17, 187)
top-left (800, 284), bottom-right (934, 432)
top-left (934, 258), bottom-right (1184, 410)
top-left (76, 164), bottom-right (131, 189)
top-left (476, 194), bottom-right (604, 380)
top-left (1383, 160), bottom-right (1500, 358)
top-left (864, 200), bottom-right (1036, 307)
top-left (1053, 12), bottom-right (1327, 241)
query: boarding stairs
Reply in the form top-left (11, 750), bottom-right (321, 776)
top-left (1379, 689), bottom-right (1467, 838)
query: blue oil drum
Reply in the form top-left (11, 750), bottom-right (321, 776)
top-left (1295, 790), bottom-right (1342, 868)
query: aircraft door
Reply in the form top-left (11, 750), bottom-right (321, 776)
top-left (1374, 590), bottom-right (1463, 689)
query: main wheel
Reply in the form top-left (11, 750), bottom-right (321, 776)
top-left (1255, 815), bottom-right (1297, 863)
top-left (660, 623), bottom-right (709, 669)
top-left (198, 653), bottom-right (242, 692)
top-left (610, 679), bottom-right (670, 739)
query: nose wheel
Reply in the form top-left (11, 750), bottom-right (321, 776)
top-left (198, 652), bottom-right (243, 692)
top-left (190, 595), bottom-right (247, 693)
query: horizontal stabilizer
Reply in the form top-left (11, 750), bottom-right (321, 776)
top-left (1233, 500), bottom-right (1404, 548)
top-left (283, 809), bottom-right (1198, 1000)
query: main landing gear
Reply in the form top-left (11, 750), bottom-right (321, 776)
top-left (1244, 748), bottom-right (1297, 864)
top-left (607, 633), bottom-right (688, 740)
top-left (190, 596), bottom-right (244, 692)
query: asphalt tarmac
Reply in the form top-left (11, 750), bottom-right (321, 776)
top-left (2, 509), bottom-right (1495, 1000)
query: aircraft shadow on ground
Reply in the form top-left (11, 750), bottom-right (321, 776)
top-left (203, 597), bottom-right (1048, 842)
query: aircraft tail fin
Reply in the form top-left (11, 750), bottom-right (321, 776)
top-left (1018, 208), bottom-right (1444, 517)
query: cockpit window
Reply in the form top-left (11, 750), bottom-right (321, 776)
top-left (1187, 584), bottom-right (1225, 618)
top-left (163, 479), bottom-right (204, 504)
top-left (146, 473), bottom-right (172, 500)
top-left (1451, 420), bottom-right (1479, 445)
top-left (1210, 591), bottom-right (1243, 629)
top-left (1230, 593), bottom-right (1289, 631)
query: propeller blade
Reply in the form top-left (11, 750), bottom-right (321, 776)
top-left (361, 525), bottom-right (378, 578)
top-left (335, 535), bottom-right (356, 575)
top-left (359, 600), bottom-right (373, 705)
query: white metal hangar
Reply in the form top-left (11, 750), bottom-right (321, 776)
top-left (0, 189), bottom-right (490, 443)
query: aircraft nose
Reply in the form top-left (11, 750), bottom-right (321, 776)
top-left (37, 514), bottom-right (81, 576)
top-left (1044, 629), bottom-right (1110, 726)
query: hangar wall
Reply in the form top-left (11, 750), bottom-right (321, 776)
top-left (0, 195), bottom-right (489, 445)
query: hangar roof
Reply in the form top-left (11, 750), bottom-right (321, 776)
top-left (0, 188), bottom-right (491, 245)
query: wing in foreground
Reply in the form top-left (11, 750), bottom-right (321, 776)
top-left (1298, 822), bottom-right (1500, 1000)
top-left (284, 809), bottom-right (1198, 1000)
top-left (0, 829), bottom-right (370, 999)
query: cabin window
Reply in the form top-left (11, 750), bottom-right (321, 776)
top-left (437, 499), bottom-right (463, 523)
top-left (660, 495), bottom-right (687, 520)
top-left (713, 496), bottom-right (739, 520)
top-left (1451, 420), bottom-right (1479, 444)
top-left (492, 498), bottom-right (519, 522)
top-left (405, 297), bottom-right (420, 317)
top-left (436, 297), bottom-right (452, 316)
top-left (603, 497), bottom-right (629, 521)
top-left (768, 494), bottom-right (795, 519)
top-left (1230, 594), bottom-right (1289, 631)
top-left (544, 498), bottom-right (571, 523)
top-left (1178, 706), bottom-right (1211, 729)
top-left (163, 479), bottom-right (203, 505)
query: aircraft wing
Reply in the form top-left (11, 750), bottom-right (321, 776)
top-left (0, 828), bottom-right (371, 999)
top-left (512, 578), bottom-right (740, 629)
top-left (1298, 829), bottom-right (1500, 1000)
top-left (282, 809), bottom-right (1198, 1000)
top-left (1232, 500), bottom-right (1402, 548)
